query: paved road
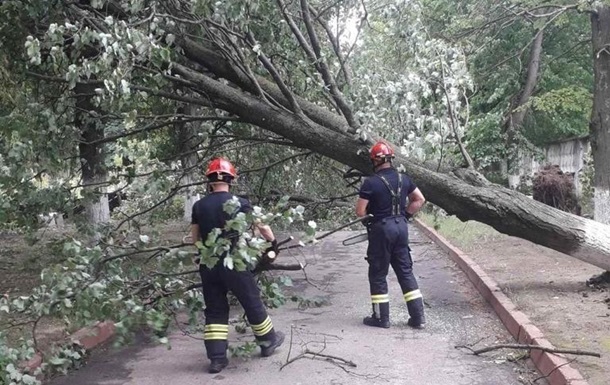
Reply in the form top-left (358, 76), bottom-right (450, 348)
top-left (49, 228), bottom-right (539, 385)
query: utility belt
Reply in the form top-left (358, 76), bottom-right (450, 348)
top-left (368, 215), bottom-right (408, 228)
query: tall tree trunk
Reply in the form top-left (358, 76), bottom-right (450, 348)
top-left (174, 104), bottom-right (200, 221)
top-left (76, 82), bottom-right (109, 226)
top-left (591, 7), bottom-right (610, 225)
top-left (506, 29), bottom-right (544, 188)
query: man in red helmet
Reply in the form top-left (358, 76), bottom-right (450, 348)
top-left (190, 157), bottom-right (285, 373)
top-left (355, 142), bottom-right (427, 329)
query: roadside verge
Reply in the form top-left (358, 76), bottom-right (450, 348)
top-left (415, 219), bottom-right (589, 385)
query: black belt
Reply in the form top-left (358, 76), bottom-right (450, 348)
top-left (370, 215), bottom-right (407, 225)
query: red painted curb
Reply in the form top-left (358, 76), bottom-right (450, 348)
top-left (415, 219), bottom-right (589, 385)
top-left (22, 321), bottom-right (116, 375)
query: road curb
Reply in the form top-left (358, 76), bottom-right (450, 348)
top-left (22, 321), bottom-right (116, 376)
top-left (415, 219), bottom-right (589, 385)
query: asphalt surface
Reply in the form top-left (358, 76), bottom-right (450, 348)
top-left (49, 227), bottom-right (539, 385)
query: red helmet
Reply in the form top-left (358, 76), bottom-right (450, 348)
top-left (369, 141), bottom-right (395, 160)
top-left (206, 157), bottom-right (236, 179)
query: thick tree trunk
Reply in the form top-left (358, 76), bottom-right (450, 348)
top-left (591, 7), bottom-right (610, 225)
top-left (171, 53), bottom-right (610, 271)
top-left (76, 83), bottom-right (110, 225)
top-left (506, 30), bottom-right (544, 188)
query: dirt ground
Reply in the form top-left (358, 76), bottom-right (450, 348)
top-left (421, 215), bottom-right (610, 385)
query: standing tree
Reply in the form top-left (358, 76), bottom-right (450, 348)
top-left (75, 82), bottom-right (110, 227)
top-left (590, 5), bottom-right (610, 225)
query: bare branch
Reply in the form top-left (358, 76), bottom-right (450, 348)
top-left (131, 85), bottom-right (213, 107)
top-left (87, 116), bottom-right (240, 145)
top-left (300, 0), bottom-right (360, 132)
top-left (308, 5), bottom-right (353, 88)
top-left (239, 151), bottom-right (313, 174)
top-left (177, 37), bottom-right (354, 136)
top-left (204, 22), bottom-right (269, 103)
top-left (280, 348), bottom-right (357, 371)
top-left (101, 243), bottom-right (190, 264)
top-left (438, 55), bottom-right (474, 169)
top-left (276, 0), bottom-right (318, 63)
top-left (472, 343), bottom-right (601, 358)
top-left (245, 31), bottom-right (304, 116)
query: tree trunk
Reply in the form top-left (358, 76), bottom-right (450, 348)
top-left (506, 29), bottom-right (544, 188)
top-left (591, 7), bottom-right (610, 225)
top-left (174, 104), bottom-right (200, 222)
top-left (76, 83), bottom-right (109, 226)
top-left (170, 51), bottom-right (610, 271)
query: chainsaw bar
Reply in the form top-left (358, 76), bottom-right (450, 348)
top-left (342, 232), bottom-right (368, 246)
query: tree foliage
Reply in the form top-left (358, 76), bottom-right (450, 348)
top-left (0, 0), bottom-right (608, 383)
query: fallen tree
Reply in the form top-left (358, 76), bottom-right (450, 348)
top-left (169, 38), bottom-right (610, 271)
top-left (19, 1), bottom-right (610, 270)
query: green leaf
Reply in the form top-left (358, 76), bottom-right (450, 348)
top-left (48, 357), bottom-right (68, 366)
top-left (224, 257), bottom-right (234, 270)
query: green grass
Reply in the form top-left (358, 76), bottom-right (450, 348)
top-left (417, 212), bottom-right (501, 251)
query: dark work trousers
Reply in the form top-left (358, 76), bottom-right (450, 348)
top-left (199, 263), bottom-right (277, 360)
top-left (367, 216), bottom-right (425, 323)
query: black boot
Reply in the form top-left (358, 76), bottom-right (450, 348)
top-left (363, 316), bottom-right (390, 328)
top-left (260, 331), bottom-right (285, 357)
top-left (407, 318), bottom-right (426, 329)
top-left (208, 358), bottom-right (229, 374)
top-left (363, 302), bottom-right (390, 328)
top-left (406, 297), bottom-right (425, 329)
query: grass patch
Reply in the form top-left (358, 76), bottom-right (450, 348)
top-left (418, 212), bottom-right (501, 251)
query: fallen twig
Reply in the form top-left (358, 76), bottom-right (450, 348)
top-left (286, 325), bottom-right (295, 364)
top-left (308, 351), bottom-right (357, 367)
top-left (532, 358), bottom-right (577, 383)
top-left (280, 348), bottom-right (357, 371)
top-left (472, 344), bottom-right (601, 358)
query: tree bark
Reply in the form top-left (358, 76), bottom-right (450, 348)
top-left (174, 104), bottom-right (201, 222)
top-left (506, 29), bottom-right (544, 188)
top-left (76, 82), bottom-right (110, 226)
top-left (591, 7), bottom-right (610, 225)
top-left (170, 58), bottom-right (610, 271)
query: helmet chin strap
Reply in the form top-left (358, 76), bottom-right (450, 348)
top-left (207, 172), bottom-right (234, 192)
top-left (208, 181), bottom-right (231, 192)
top-left (372, 158), bottom-right (392, 171)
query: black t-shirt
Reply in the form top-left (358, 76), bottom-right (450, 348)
top-left (358, 168), bottom-right (416, 220)
top-left (191, 191), bottom-right (253, 241)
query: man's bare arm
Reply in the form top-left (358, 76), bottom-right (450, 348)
top-left (406, 188), bottom-right (426, 216)
top-left (255, 223), bottom-right (276, 242)
top-left (191, 224), bottom-right (200, 243)
top-left (356, 198), bottom-right (369, 217)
